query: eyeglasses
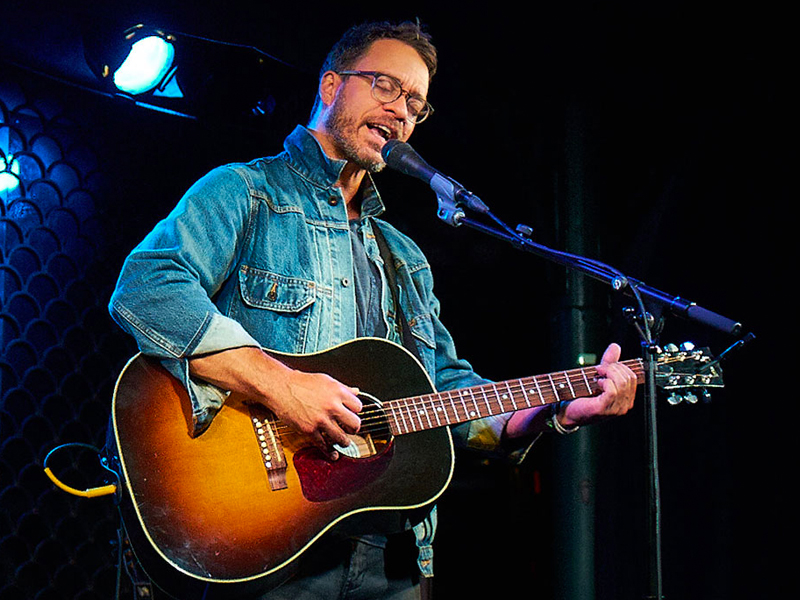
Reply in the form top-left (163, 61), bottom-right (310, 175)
top-left (337, 70), bottom-right (434, 124)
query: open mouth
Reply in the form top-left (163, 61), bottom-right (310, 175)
top-left (366, 123), bottom-right (396, 142)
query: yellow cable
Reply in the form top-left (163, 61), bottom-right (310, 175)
top-left (43, 467), bottom-right (117, 498)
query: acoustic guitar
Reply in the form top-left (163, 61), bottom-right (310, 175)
top-left (108, 337), bottom-right (722, 598)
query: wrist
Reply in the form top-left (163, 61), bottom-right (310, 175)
top-left (546, 402), bottom-right (580, 435)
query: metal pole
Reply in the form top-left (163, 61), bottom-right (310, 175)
top-left (551, 97), bottom-right (601, 600)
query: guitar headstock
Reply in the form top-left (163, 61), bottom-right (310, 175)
top-left (655, 342), bottom-right (724, 404)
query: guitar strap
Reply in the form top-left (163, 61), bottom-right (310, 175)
top-left (370, 221), bottom-right (422, 364)
top-left (371, 220), bottom-right (436, 598)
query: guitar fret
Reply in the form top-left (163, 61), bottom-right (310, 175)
top-left (445, 390), bottom-right (457, 420)
top-left (518, 379), bottom-right (533, 407)
top-left (457, 389), bottom-right (470, 420)
top-left (563, 372), bottom-right (576, 398)
top-left (453, 393), bottom-right (464, 421)
top-left (581, 369), bottom-right (593, 395)
top-left (547, 373), bottom-right (561, 402)
top-left (400, 399), bottom-right (413, 432)
top-left (429, 397), bottom-right (439, 427)
top-left (418, 399), bottom-right (432, 429)
top-left (417, 399), bottom-right (429, 430)
top-left (466, 389), bottom-right (481, 419)
top-left (450, 397), bottom-right (460, 421)
top-left (505, 381), bottom-right (518, 411)
top-left (387, 403), bottom-right (399, 434)
top-left (403, 400), bottom-right (414, 433)
top-left (532, 376), bottom-right (545, 404)
top-left (417, 399), bottom-right (427, 430)
top-left (430, 396), bottom-right (443, 427)
top-left (583, 368), bottom-right (598, 396)
top-left (463, 388), bottom-right (483, 419)
top-left (480, 386), bottom-right (493, 416)
top-left (438, 395), bottom-right (452, 425)
top-left (444, 395), bottom-right (455, 422)
top-left (492, 384), bottom-right (505, 412)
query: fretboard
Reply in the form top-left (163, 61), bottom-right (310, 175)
top-left (385, 359), bottom-right (645, 435)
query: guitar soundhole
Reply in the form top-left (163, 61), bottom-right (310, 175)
top-left (294, 394), bottom-right (395, 502)
top-left (335, 393), bottom-right (392, 458)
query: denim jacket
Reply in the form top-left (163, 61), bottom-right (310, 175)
top-left (109, 126), bottom-right (521, 456)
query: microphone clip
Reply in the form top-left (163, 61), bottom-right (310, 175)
top-left (430, 174), bottom-right (465, 226)
top-left (379, 139), bottom-right (490, 227)
top-left (429, 173), bottom-right (490, 227)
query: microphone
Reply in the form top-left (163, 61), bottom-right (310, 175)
top-left (381, 140), bottom-right (489, 214)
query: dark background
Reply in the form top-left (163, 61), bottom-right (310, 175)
top-left (1, 1), bottom-right (790, 599)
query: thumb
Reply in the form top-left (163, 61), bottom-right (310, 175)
top-left (601, 343), bottom-right (622, 365)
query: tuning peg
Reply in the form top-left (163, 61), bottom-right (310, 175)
top-left (684, 392), bottom-right (699, 404)
top-left (680, 342), bottom-right (696, 352)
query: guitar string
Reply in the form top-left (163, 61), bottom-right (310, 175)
top-left (264, 374), bottom-right (593, 437)
top-left (254, 353), bottom-right (716, 450)
top-left (261, 359), bottom-right (649, 440)
top-left (268, 360), bottom-right (649, 437)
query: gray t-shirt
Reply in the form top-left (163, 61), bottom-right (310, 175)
top-left (349, 220), bottom-right (387, 338)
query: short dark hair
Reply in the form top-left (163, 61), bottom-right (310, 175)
top-left (309, 20), bottom-right (437, 120)
top-left (319, 20), bottom-right (438, 81)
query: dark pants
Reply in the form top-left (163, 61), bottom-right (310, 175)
top-left (261, 536), bottom-right (421, 600)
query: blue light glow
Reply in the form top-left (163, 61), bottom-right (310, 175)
top-left (0, 155), bottom-right (21, 193)
top-left (113, 36), bottom-right (176, 95)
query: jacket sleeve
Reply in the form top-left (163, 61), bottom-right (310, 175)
top-left (109, 165), bottom-right (261, 431)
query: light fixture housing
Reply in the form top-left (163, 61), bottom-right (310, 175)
top-left (85, 25), bottom-right (180, 97)
top-left (82, 21), bottom-right (311, 124)
top-left (112, 33), bottom-right (178, 96)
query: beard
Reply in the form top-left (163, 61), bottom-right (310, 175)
top-left (324, 100), bottom-right (386, 174)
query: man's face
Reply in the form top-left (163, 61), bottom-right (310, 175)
top-left (322, 39), bottom-right (430, 172)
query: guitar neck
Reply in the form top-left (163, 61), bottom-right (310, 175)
top-left (385, 359), bottom-right (645, 435)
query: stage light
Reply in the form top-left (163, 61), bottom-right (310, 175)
top-left (112, 34), bottom-right (179, 96)
top-left (84, 25), bottom-right (184, 101)
top-left (82, 20), bottom-right (311, 124)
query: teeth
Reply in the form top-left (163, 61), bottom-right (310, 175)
top-left (370, 124), bottom-right (393, 140)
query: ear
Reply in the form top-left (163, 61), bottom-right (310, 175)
top-left (318, 71), bottom-right (341, 107)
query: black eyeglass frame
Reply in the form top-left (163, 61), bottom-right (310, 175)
top-left (336, 70), bottom-right (434, 124)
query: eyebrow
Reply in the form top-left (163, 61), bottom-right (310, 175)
top-left (375, 70), bottom-right (428, 101)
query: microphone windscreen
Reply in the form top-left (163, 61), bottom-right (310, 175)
top-left (381, 139), bottom-right (403, 162)
top-left (381, 141), bottom-right (436, 183)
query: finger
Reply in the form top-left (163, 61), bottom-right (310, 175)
top-left (600, 360), bottom-right (632, 382)
top-left (335, 408), bottom-right (362, 435)
top-left (597, 365), bottom-right (637, 410)
top-left (316, 424), bottom-right (350, 453)
top-left (323, 416), bottom-right (357, 448)
top-left (342, 390), bottom-right (363, 414)
top-left (601, 343), bottom-right (622, 365)
top-left (313, 432), bottom-right (341, 461)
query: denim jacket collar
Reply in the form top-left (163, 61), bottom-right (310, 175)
top-left (284, 125), bottom-right (386, 219)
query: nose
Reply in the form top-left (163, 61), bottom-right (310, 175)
top-left (382, 93), bottom-right (412, 123)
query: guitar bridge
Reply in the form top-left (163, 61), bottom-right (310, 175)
top-left (247, 405), bottom-right (288, 491)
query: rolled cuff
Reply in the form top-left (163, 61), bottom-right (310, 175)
top-left (160, 312), bottom-right (261, 435)
top-left (452, 414), bottom-right (539, 464)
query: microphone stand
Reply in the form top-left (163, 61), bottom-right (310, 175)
top-left (433, 191), bottom-right (748, 600)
